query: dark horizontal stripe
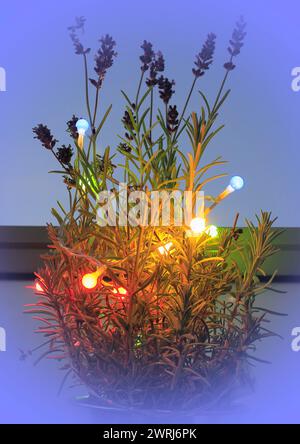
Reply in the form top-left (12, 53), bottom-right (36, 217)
top-left (259, 275), bottom-right (300, 283)
top-left (0, 273), bottom-right (36, 281)
top-left (1, 273), bottom-right (299, 282)
top-left (276, 244), bottom-right (300, 251)
top-left (0, 226), bottom-right (299, 280)
top-left (0, 243), bottom-right (298, 252)
top-left (0, 227), bottom-right (298, 246)
top-left (0, 242), bottom-right (48, 250)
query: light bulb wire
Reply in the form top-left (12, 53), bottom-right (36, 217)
top-left (205, 185), bottom-right (235, 216)
top-left (78, 133), bottom-right (84, 150)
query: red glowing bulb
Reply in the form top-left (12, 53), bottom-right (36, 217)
top-left (35, 282), bottom-right (43, 292)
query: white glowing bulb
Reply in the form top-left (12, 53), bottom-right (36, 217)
top-left (76, 119), bottom-right (89, 135)
top-left (158, 242), bottom-right (173, 255)
top-left (229, 176), bottom-right (244, 191)
top-left (190, 217), bottom-right (206, 234)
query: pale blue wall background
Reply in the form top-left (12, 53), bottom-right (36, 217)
top-left (0, 0), bottom-right (299, 226)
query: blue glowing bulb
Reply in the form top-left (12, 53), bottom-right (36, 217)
top-left (230, 176), bottom-right (244, 191)
top-left (76, 119), bottom-right (89, 135)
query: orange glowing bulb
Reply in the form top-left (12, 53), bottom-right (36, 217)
top-left (82, 272), bottom-right (98, 289)
top-left (82, 267), bottom-right (106, 290)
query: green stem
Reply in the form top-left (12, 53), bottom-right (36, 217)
top-left (165, 102), bottom-right (168, 126)
top-left (83, 54), bottom-right (93, 126)
top-left (134, 226), bottom-right (144, 276)
top-left (87, 137), bottom-right (93, 159)
top-left (92, 88), bottom-right (100, 168)
top-left (211, 57), bottom-right (233, 116)
top-left (211, 71), bottom-right (229, 115)
top-left (135, 71), bottom-right (145, 107)
top-left (124, 157), bottom-right (128, 182)
top-left (92, 87), bottom-right (100, 128)
top-left (92, 139), bottom-right (97, 172)
top-left (149, 88), bottom-right (154, 142)
top-left (173, 76), bottom-right (197, 141)
top-left (201, 62), bottom-right (233, 144)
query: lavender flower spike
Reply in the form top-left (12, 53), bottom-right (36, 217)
top-left (193, 33), bottom-right (217, 78)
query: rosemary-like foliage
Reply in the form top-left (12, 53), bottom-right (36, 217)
top-left (29, 18), bottom-right (282, 412)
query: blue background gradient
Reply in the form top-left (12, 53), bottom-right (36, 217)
top-left (1, 0), bottom-right (300, 425)
top-left (0, 0), bottom-right (300, 226)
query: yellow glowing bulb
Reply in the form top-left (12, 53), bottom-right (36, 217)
top-left (158, 242), bottom-right (173, 255)
top-left (82, 272), bottom-right (98, 289)
top-left (207, 225), bottom-right (218, 238)
top-left (190, 217), bottom-right (206, 234)
top-left (118, 287), bottom-right (127, 295)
